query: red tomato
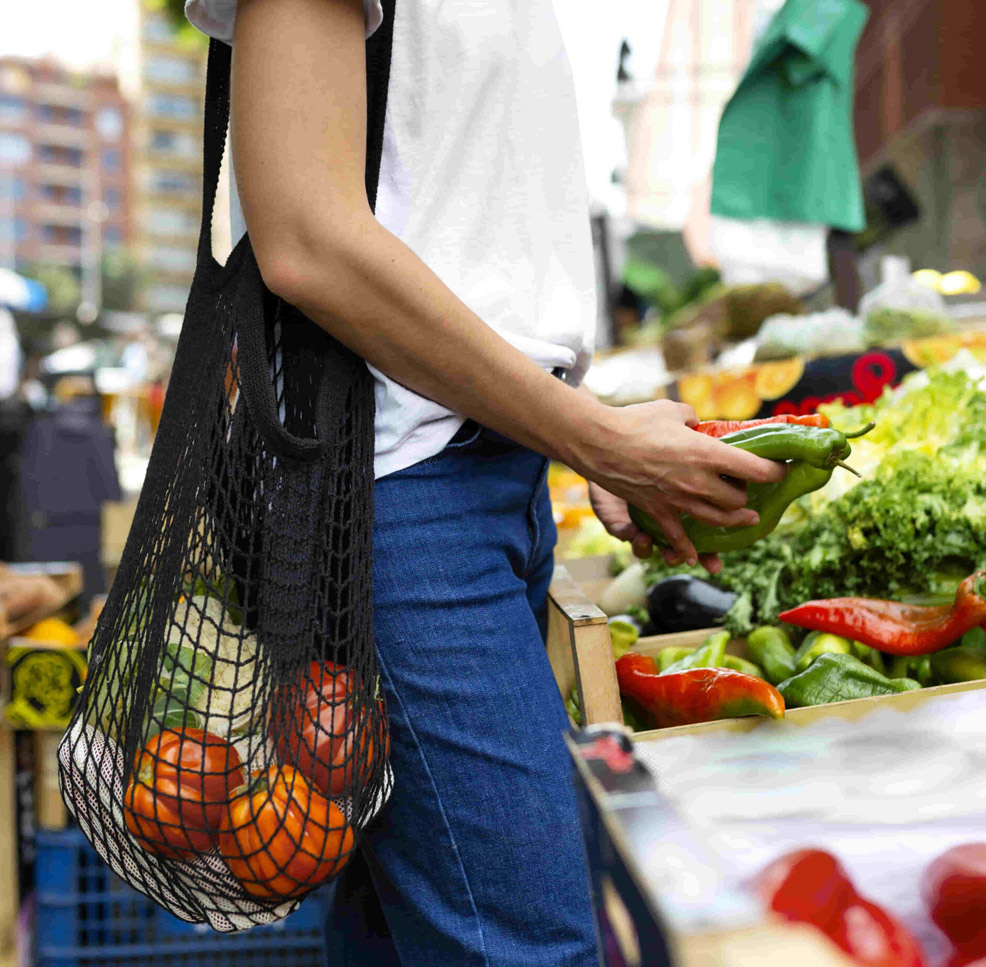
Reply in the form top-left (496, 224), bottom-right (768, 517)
top-left (272, 661), bottom-right (387, 799)
top-left (754, 849), bottom-right (857, 932)
top-left (921, 844), bottom-right (986, 953)
top-left (831, 898), bottom-right (926, 967)
top-left (944, 952), bottom-right (986, 967)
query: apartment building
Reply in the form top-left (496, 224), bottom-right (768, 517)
top-left (131, 7), bottom-right (207, 314)
top-left (0, 57), bottom-right (132, 280)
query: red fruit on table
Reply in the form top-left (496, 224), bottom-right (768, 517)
top-left (921, 844), bottom-right (986, 953)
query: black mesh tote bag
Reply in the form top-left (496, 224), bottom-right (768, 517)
top-left (58, 14), bottom-right (395, 931)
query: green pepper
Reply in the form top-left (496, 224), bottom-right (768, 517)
top-left (656, 646), bottom-right (696, 673)
top-left (566, 686), bottom-right (582, 726)
top-left (930, 646), bottom-right (986, 684)
top-left (746, 626), bottom-right (797, 685)
top-left (888, 655), bottom-right (934, 686)
top-left (778, 653), bottom-right (921, 708)
top-left (721, 654), bottom-right (765, 679)
top-left (662, 631), bottom-right (729, 675)
top-left (628, 424), bottom-right (872, 554)
top-left (608, 618), bottom-right (639, 660)
top-left (794, 631), bottom-right (852, 672)
top-left (850, 640), bottom-right (886, 675)
top-left (621, 699), bottom-right (643, 731)
top-left (960, 626), bottom-right (986, 652)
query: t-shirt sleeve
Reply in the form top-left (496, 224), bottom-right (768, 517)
top-left (185, 0), bottom-right (384, 43)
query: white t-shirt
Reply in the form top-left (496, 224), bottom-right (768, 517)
top-left (186, 0), bottom-right (597, 478)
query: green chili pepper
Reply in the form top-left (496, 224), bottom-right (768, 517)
top-left (662, 630), bottom-right (729, 675)
top-left (656, 646), bottom-right (696, 673)
top-left (929, 646), bottom-right (986, 684)
top-left (628, 424), bottom-right (872, 554)
top-left (850, 640), bottom-right (886, 675)
top-left (746, 626), bottom-right (797, 685)
top-left (794, 631), bottom-right (852, 672)
top-left (608, 619), bottom-right (639, 660)
top-left (778, 653), bottom-right (921, 708)
top-left (888, 655), bottom-right (934, 686)
top-left (721, 653), bottom-right (765, 679)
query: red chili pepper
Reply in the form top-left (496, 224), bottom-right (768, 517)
top-left (756, 849), bottom-right (926, 967)
top-left (921, 844), bottom-right (986, 954)
top-left (778, 572), bottom-right (986, 656)
top-left (694, 414), bottom-right (830, 437)
top-left (614, 653), bottom-right (784, 729)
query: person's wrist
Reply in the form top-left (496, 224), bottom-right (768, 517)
top-left (559, 392), bottom-right (621, 481)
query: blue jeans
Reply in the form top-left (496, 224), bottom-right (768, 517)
top-left (327, 423), bottom-right (599, 967)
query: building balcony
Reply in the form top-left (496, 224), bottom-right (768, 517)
top-left (37, 242), bottom-right (82, 265)
top-left (35, 202), bottom-right (85, 224)
top-left (36, 123), bottom-right (91, 148)
top-left (35, 163), bottom-right (88, 185)
top-left (34, 83), bottom-right (88, 109)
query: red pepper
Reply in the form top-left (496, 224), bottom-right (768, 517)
top-left (756, 849), bottom-right (926, 967)
top-left (778, 572), bottom-right (986, 656)
top-left (921, 844), bottom-right (986, 954)
top-left (694, 414), bottom-right (830, 437)
top-left (614, 653), bottom-right (784, 729)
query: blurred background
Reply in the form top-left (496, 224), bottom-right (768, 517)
top-left (0, 1), bottom-right (985, 964)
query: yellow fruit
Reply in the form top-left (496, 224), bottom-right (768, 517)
top-left (22, 617), bottom-right (79, 646)
top-left (754, 358), bottom-right (805, 400)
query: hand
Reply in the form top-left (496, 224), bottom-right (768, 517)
top-left (572, 399), bottom-right (787, 567)
top-left (588, 482), bottom-right (723, 574)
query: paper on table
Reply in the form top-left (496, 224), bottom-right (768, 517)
top-left (634, 688), bottom-right (986, 964)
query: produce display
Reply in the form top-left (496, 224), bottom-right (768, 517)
top-left (585, 366), bottom-right (986, 728)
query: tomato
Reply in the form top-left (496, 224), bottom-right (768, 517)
top-left (124, 728), bottom-right (244, 859)
top-left (755, 849), bottom-right (925, 967)
top-left (217, 765), bottom-right (354, 899)
top-left (944, 952), bottom-right (986, 967)
top-left (922, 844), bottom-right (986, 953)
top-left (831, 898), bottom-right (926, 967)
top-left (272, 661), bottom-right (387, 799)
top-left (754, 849), bottom-right (857, 932)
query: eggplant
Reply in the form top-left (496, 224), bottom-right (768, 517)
top-left (646, 575), bottom-right (737, 634)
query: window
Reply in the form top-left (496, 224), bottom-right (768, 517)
top-left (148, 245), bottom-right (196, 271)
top-left (0, 94), bottom-right (27, 122)
top-left (145, 207), bottom-right (197, 235)
top-left (149, 129), bottom-right (198, 157)
top-left (37, 103), bottom-right (56, 122)
top-left (102, 148), bottom-right (121, 173)
top-left (41, 224), bottom-right (82, 246)
top-left (0, 176), bottom-right (25, 201)
top-left (146, 92), bottom-right (198, 120)
top-left (104, 225), bottom-right (123, 247)
top-left (40, 183), bottom-right (83, 205)
top-left (0, 217), bottom-right (27, 242)
top-left (39, 144), bottom-right (83, 167)
top-left (151, 170), bottom-right (197, 194)
top-left (96, 106), bottom-right (123, 140)
top-left (0, 133), bottom-right (30, 164)
top-left (142, 16), bottom-right (174, 41)
top-left (103, 186), bottom-right (122, 210)
top-left (144, 55), bottom-right (199, 84)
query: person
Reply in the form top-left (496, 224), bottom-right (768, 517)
top-left (185, 2), bottom-right (785, 965)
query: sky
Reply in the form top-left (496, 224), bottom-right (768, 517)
top-left (0, 0), bottom-right (668, 202)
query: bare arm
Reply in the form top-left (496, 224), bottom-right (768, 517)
top-left (230, 0), bottom-right (783, 566)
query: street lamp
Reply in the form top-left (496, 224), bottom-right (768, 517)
top-left (78, 198), bottom-right (108, 325)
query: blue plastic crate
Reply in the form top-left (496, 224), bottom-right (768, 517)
top-left (34, 829), bottom-right (330, 967)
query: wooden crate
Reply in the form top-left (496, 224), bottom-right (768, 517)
top-left (546, 564), bottom-right (986, 734)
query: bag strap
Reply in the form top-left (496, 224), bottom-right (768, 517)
top-left (197, 0), bottom-right (397, 265)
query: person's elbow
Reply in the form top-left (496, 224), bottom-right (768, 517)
top-left (248, 198), bottom-right (376, 312)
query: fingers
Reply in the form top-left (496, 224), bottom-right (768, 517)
top-left (631, 532), bottom-right (653, 559)
top-left (702, 439), bottom-right (787, 484)
top-left (699, 553), bottom-right (722, 575)
top-left (673, 497), bottom-right (760, 530)
top-left (644, 506), bottom-right (698, 566)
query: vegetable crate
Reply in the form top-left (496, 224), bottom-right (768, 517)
top-left (33, 829), bottom-right (330, 967)
top-left (546, 564), bottom-right (986, 733)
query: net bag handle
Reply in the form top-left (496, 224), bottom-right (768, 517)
top-left (195, 6), bottom-right (396, 462)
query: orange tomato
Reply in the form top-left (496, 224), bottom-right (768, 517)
top-left (124, 728), bottom-right (244, 859)
top-left (218, 765), bottom-right (354, 899)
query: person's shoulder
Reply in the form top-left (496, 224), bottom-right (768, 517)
top-left (184, 0), bottom-right (384, 44)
